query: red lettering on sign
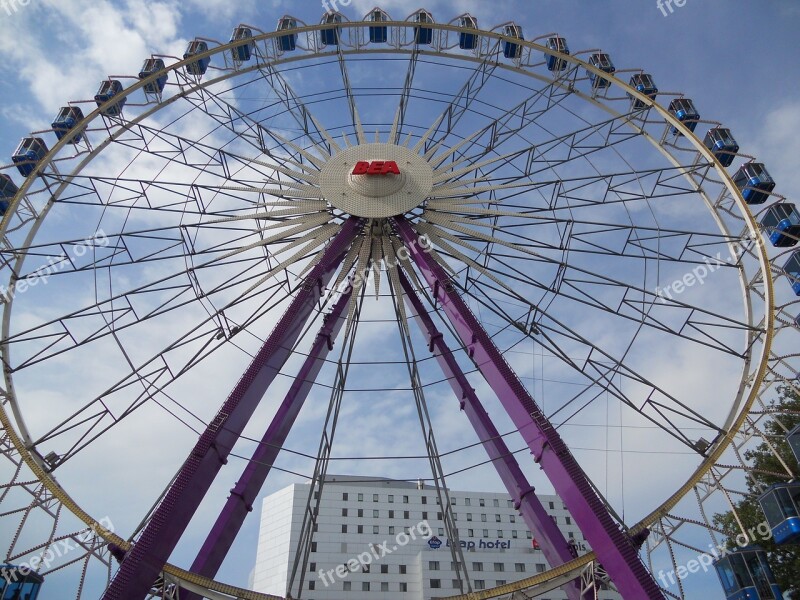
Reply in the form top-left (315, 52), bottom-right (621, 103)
top-left (351, 160), bottom-right (401, 176)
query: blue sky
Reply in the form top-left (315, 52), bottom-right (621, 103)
top-left (1, 1), bottom-right (799, 598)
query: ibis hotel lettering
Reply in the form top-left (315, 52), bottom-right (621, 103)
top-left (351, 160), bottom-right (401, 176)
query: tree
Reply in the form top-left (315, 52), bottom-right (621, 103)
top-left (713, 385), bottom-right (800, 596)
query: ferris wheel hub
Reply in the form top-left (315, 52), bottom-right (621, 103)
top-left (319, 143), bottom-right (433, 218)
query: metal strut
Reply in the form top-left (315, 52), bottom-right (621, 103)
top-left (392, 216), bottom-right (665, 600)
top-left (101, 219), bottom-right (360, 600)
top-left (396, 269), bottom-right (583, 600)
top-left (180, 287), bottom-right (355, 600)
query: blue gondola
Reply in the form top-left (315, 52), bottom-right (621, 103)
top-left (669, 98), bottom-right (700, 135)
top-left (412, 10), bottom-right (433, 45)
top-left (94, 80), bottom-right (125, 116)
top-left (545, 36), bottom-right (569, 72)
top-left (733, 162), bottom-right (776, 205)
top-left (629, 73), bottom-right (658, 109)
top-left (51, 106), bottom-right (85, 143)
top-left (367, 9), bottom-right (389, 44)
top-left (138, 58), bottom-right (167, 95)
top-left (0, 174), bottom-right (18, 216)
top-left (587, 53), bottom-right (615, 89)
top-left (320, 13), bottom-right (342, 46)
top-left (785, 251), bottom-right (800, 296)
top-left (230, 27), bottom-right (255, 61)
top-left (704, 127), bottom-right (740, 168)
top-left (759, 482), bottom-right (800, 544)
top-left (276, 17), bottom-right (298, 51)
top-left (789, 424), bottom-right (800, 463)
top-left (458, 15), bottom-right (478, 50)
top-left (0, 564), bottom-right (44, 599)
top-left (761, 203), bottom-right (800, 248)
top-left (184, 40), bottom-right (210, 76)
top-left (714, 546), bottom-right (782, 600)
top-left (503, 24), bottom-right (523, 59)
top-left (12, 137), bottom-right (48, 177)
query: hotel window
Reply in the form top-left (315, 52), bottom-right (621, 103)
top-left (358, 509), bottom-right (363, 518)
top-left (358, 493), bottom-right (363, 502)
top-left (389, 510), bottom-right (395, 518)
top-left (494, 562), bottom-right (504, 572)
top-left (515, 563), bottom-right (525, 572)
top-left (507, 500), bottom-right (514, 508)
top-left (342, 508), bottom-right (348, 517)
top-left (362, 582), bottom-right (370, 591)
top-left (389, 526), bottom-right (395, 534)
top-left (437, 512), bottom-right (442, 520)
top-left (309, 563), bottom-right (316, 572)
top-left (465, 498), bottom-right (471, 506)
top-left (311, 542), bottom-right (317, 552)
top-left (467, 513), bottom-right (472, 521)
top-left (400, 582), bottom-right (408, 592)
top-left (536, 564), bottom-right (546, 573)
top-left (343, 581), bottom-right (351, 591)
top-left (404, 511), bottom-right (410, 519)
top-left (400, 565), bottom-right (407, 574)
top-left (483, 529), bottom-right (489, 538)
top-left (429, 561), bottom-right (440, 570)
top-left (472, 562), bottom-right (483, 571)
top-left (512, 530), bottom-right (518, 539)
top-left (438, 528), bottom-right (445, 535)
top-left (421, 496), bottom-right (427, 504)
top-left (496, 580), bottom-right (507, 586)
top-left (565, 516), bottom-right (571, 525)
top-left (373, 493), bottom-right (379, 502)
top-left (313, 523), bottom-right (318, 532)
top-left (357, 525), bottom-right (363, 534)
top-left (479, 499), bottom-right (485, 507)
top-left (453, 513), bottom-right (457, 521)
top-left (430, 579), bottom-right (441, 589)
top-left (548, 501), bottom-right (554, 509)
top-left (373, 510), bottom-right (379, 518)
top-left (308, 581), bottom-right (315, 590)
top-left (495, 514), bottom-right (501, 522)
top-left (388, 495), bottom-right (394, 503)
top-left (363, 564), bottom-right (370, 573)
top-left (373, 525), bottom-right (379, 534)
top-left (422, 512), bottom-right (428, 519)
top-left (475, 580), bottom-right (485, 590)
top-left (493, 499), bottom-right (499, 507)
top-left (343, 493), bottom-right (348, 501)
top-left (510, 515), bottom-right (516, 523)
top-left (381, 582), bottom-right (389, 592)
top-left (381, 564), bottom-right (389, 574)
top-left (451, 498), bottom-right (456, 505)
top-left (527, 531), bottom-right (532, 539)
top-left (498, 530), bottom-right (504, 538)
top-left (341, 525), bottom-right (347, 533)
top-left (569, 531), bottom-right (575, 539)
top-left (403, 495), bottom-right (409, 503)
top-left (481, 514), bottom-right (487, 522)
top-left (468, 529), bottom-right (474, 536)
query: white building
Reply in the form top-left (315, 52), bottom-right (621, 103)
top-left (253, 475), bottom-right (621, 599)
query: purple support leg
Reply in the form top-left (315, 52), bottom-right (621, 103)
top-left (181, 288), bottom-right (353, 600)
top-left (397, 270), bottom-right (583, 600)
top-left (102, 219), bottom-right (360, 600)
top-left (393, 217), bottom-right (664, 600)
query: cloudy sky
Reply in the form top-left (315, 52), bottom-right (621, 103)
top-left (1, 1), bottom-right (799, 598)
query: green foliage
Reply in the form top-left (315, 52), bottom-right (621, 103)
top-left (713, 385), bottom-right (800, 596)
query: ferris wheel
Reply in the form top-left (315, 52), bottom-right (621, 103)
top-left (1, 8), bottom-right (799, 600)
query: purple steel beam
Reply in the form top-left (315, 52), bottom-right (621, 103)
top-left (181, 288), bottom-right (353, 600)
top-left (397, 270), bottom-right (583, 600)
top-left (102, 219), bottom-right (361, 600)
top-left (393, 217), bottom-right (664, 600)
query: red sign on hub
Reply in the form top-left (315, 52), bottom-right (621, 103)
top-left (351, 161), bottom-right (401, 176)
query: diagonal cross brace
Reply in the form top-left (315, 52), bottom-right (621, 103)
top-left (181, 287), bottom-right (354, 600)
top-left (102, 219), bottom-right (360, 600)
top-left (397, 270), bottom-right (583, 600)
top-left (392, 217), bottom-right (664, 600)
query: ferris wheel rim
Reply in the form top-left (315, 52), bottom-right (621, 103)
top-left (0, 16), bottom-right (783, 599)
